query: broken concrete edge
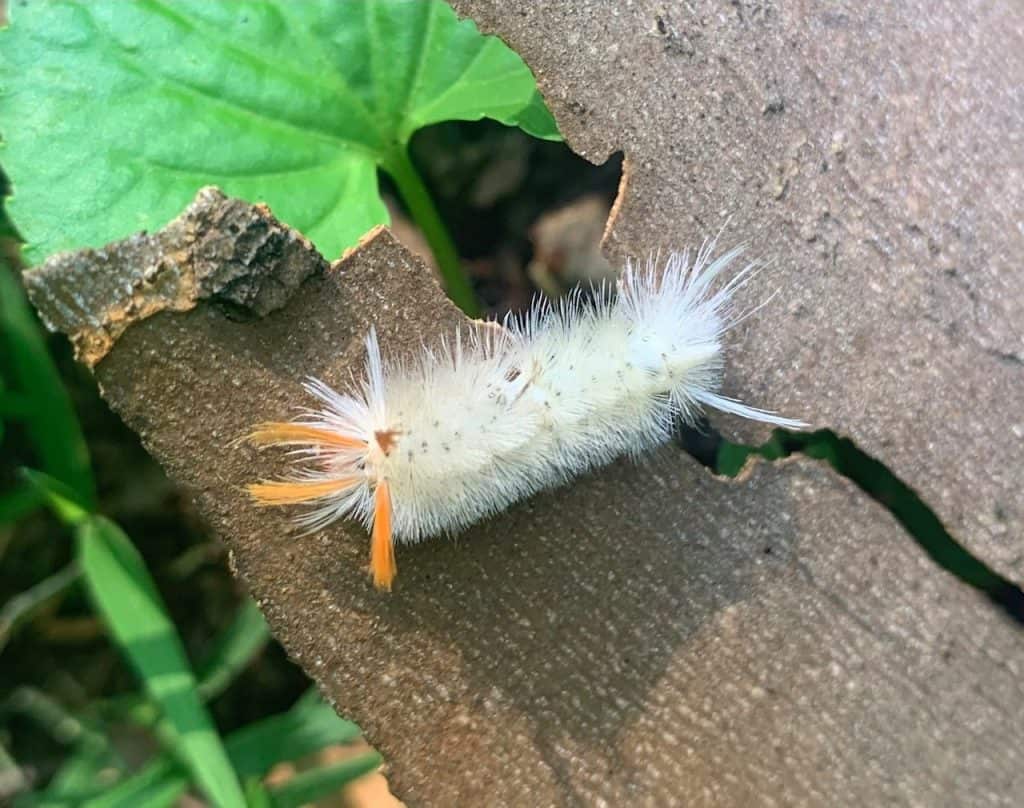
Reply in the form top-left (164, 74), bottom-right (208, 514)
top-left (22, 188), bottom-right (482, 371)
top-left (601, 153), bottom-right (633, 254)
top-left (23, 186), bottom-right (329, 368)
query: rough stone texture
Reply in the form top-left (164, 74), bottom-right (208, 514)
top-left (24, 192), bottom-right (1024, 805)
top-left (450, 0), bottom-right (1024, 587)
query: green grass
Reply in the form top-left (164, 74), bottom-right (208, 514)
top-left (1, 260), bottom-right (378, 806)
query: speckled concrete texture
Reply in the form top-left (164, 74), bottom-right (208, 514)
top-left (451, 0), bottom-right (1024, 587)
top-left (25, 191), bottom-right (1024, 805)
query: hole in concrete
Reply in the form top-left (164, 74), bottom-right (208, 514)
top-left (379, 118), bottom-right (624, 316)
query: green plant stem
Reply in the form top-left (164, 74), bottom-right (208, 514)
top-left (384, 147), bottom-right (480, 317)
top-left (0, 561), bottom-right (81, 655)
top-left (2, 686), bottom-right (108, 751)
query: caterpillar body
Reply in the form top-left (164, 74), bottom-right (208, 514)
top-left (246, 243), bottom-right (805, 590)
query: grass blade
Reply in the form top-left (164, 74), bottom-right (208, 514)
top-left (37, 742), bottom-right (120, 805)
top-left (82, 758), bottom-right (179, 808)
top-left (85, 698), bottom-right (365, 806)
top-left (75, 516), bottom-right (245, 807)
top-left (196, 598), bottom-right (272, 702)
top-left (0, 561), bottom-right (81, 655)
top-left (267, 753), bottom-right (382, 808)
top-left (0, 482), bottom-right (46, 525)
top-left (0, 266), bottom-right (95, 506)
top-left (19, 468), bottom-right (91, 525)
top-left (227, 702), bottom-right (363, 778)
top-left (243, 778), bottom-right (274, 808)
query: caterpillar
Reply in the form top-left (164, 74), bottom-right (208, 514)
top-left (246, 242), bottom-right (805, 590)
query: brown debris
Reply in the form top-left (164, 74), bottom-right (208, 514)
top-left (526, 194), bottom-right (615, 297)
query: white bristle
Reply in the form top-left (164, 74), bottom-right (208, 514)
top-left (247, 243), bottom-right (806, 589)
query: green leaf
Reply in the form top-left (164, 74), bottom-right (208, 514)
top-left (85, 598), bottom-right (269, 727)
top-left (515, 90), bottom-right (564, 142)
top-left (1, 0), bottom-right (560, 266)
top-left (84, 700), bottom-right (364, 807)
top-left (0, 267), bottom-right (95, 506)
top-left (36, 742), bottom-right (122, 806)
top-left (714, 441), bottom-right (754, 478)
top-left (289, 686), bottom-right (328, 716)
top-left (81, 758), bottom-right (180, 808)
top-left (4, 685), bottom-right (121, 806)
top-left (19, 468), bottom-right (91, 525)
top-left (226, 701), bottom-right (363, 777)
top-left (0, 483), bottom-right (46, 525)
top-left (0, 164), bottom-right (16, 241)
top-left (243, 778), bottom-right (275, 808)
top-left (0, 388), bottom-right (33, 419)
top-left (195, 597), bottom-right (272, 702)
top-left (74, 516), bottom-right (245, 808)
top-left (0, 561), bottom-right (81, 656)
top-left (267, 753), bottom-right (382, 808)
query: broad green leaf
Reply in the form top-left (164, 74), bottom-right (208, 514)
top-left (74, 516), bottom-right (245, 808)
top-left (0, 268), bottom-right (95, 506)
top-left (1, 0), bottom-right (560, 266)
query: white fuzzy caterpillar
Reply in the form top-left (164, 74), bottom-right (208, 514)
top-left (246, 242), bottom-right (804, 590)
